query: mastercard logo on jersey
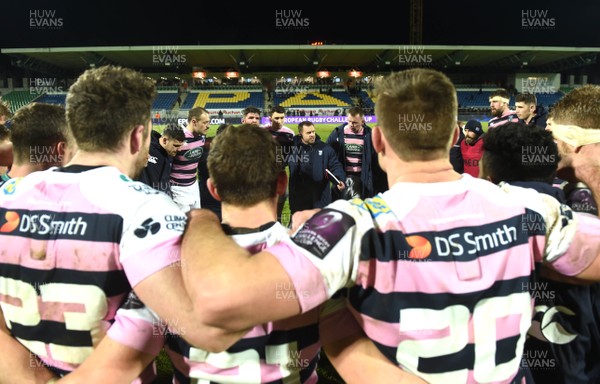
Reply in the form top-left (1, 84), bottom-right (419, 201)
top-left (0, 211), bottom-right (20, 233)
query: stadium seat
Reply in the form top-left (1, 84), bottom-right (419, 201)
top-left (274, 92), bottom-right (352, 108)
top-left (2, 91), bottom-right (41, 113)
top-left (152, 93), bottom-right (178, 110)
top-left (183, 91), bottom-right (264, 110)
top-left (35, 94), bottom-right (67, 105)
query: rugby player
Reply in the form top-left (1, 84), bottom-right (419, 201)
top-left (180, 68), bottom-right (600, 383)
top-left (0, 66), bottom-right (242, 383)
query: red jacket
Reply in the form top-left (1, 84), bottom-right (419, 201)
top-left (460, 136), bottom-right (484, 178)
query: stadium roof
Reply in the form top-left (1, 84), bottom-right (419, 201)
top-left (2, 45), bottom-right (599, 77)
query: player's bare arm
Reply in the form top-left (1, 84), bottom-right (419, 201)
top-left (133, 261), bottom-right (250, 352)
top-left (324, 333), bottom-right (428, 384)
top-left (569, 212), bottom-right (600, 280)
top-left (0, 308), bottom-right (58, 384)
top-left (181, 209), bottom-right (302, 331)
top-left (319, 300), bottom-right (428, 384)
top-left (56, 336), bottom-right (154, 384)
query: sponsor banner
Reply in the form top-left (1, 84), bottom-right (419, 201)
top-left (154, 115), bottom-right (379, 127)
top-left (153, 117), bottom-right (238, 127)
top-left (260, 115), bottom-right (377, 125)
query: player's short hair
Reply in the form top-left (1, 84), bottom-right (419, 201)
top-left (0, 99), bottom-right (11, 119)
top-left (297, 121), bottom-right (313, 134)
top-left (188, 106), bottom-right (209, 122)
top-left (374, 68), bottom-right (457, 161)
top-left (10, 103), bottom-right (71, 164)
top-left (162, 123), bottom-right (185, 142)
top-left (0, 124), bottom-right (9, 142)
top-left (515, 93), bottom-right (537, 105)
top-left (347, 106), bottom-right (364, 117)
top-left (481, 122), bottom-right (559, 184)
top-left (66, 65), bottom-right (155, 152)
top-left (208, 124), bottom-right (282, 207)
top-left (216, 124), bottom-right (234, 136)
top-left (242, 106), bottom-right (261, 117)
top-left (270, 105), bottom-right (286, 116)
top-left (489, 89), bottom-right (511, 101)
top-left (550, 85), bottom-right (600, 129)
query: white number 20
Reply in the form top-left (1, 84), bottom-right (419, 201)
top-left (397, 293), bottom-right (531, 383)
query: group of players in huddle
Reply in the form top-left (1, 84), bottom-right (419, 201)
top-left (1, 65), bottom-right (600, 384)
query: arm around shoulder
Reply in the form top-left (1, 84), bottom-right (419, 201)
top-left (180, 209), bottom-right (302, 332)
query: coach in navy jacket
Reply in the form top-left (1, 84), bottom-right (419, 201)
top-left (138, 126), bottom-right (184, 196)
top-left (288, 123), bottom-right (346, 214)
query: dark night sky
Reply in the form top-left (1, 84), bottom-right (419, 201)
top-left (1, 0), bottom-right (599, 48)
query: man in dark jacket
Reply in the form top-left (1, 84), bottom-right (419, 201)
top-left (449, 121), bottom-right (465, 173)
top-left (138, 123), bottom-right (185, 196)
top-left (515, 93), bottom-right (548, 129)
top-left (197, 124), bottom-right (232, 220)
top-left (289, 121), bottom-right (345, 214)
top-left (326, 106), bottom-right (387, 199)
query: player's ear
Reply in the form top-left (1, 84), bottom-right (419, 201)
top-left (372, 126), bottom-right (384, 154)
top-left (451, 125), bottom-right (460, 146)
top-left (276, 171), bottom-right (287, 196)
top-left (56, 141), bottom-right (66, 157)
top-left (207, 178), bottom-right (222, 201)
top-left (130, 124), bottom-right (146, 155)
top-left (54, 141), bottom-right (67, 166)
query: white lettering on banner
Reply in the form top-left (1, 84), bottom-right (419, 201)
top-left (259, 116), bottom-right (377, 125)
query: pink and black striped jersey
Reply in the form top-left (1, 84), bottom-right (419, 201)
top-left (0, 166), bottom-right (184, 375)
top-left (265, 174), bottom-right (600, 383)
top-left (488, 110), bottom-right (519, 130)
top-left (170, 128), bottom-right (205, 187)
top-left (108, 221), bottom-right (360, 384)
top-left (262, 125), bottom-right (295, 142)
top-left (342, 125), bottom-right (364, 175)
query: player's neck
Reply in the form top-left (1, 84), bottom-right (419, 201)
top-left (65, 150), bottom-right (136, 178)
top-left (221, 199), bottom-right (278, 228)
top-left (7, 163), bottom-right (47, 178)
top-left (387, 158), bottom-right (461, 184)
